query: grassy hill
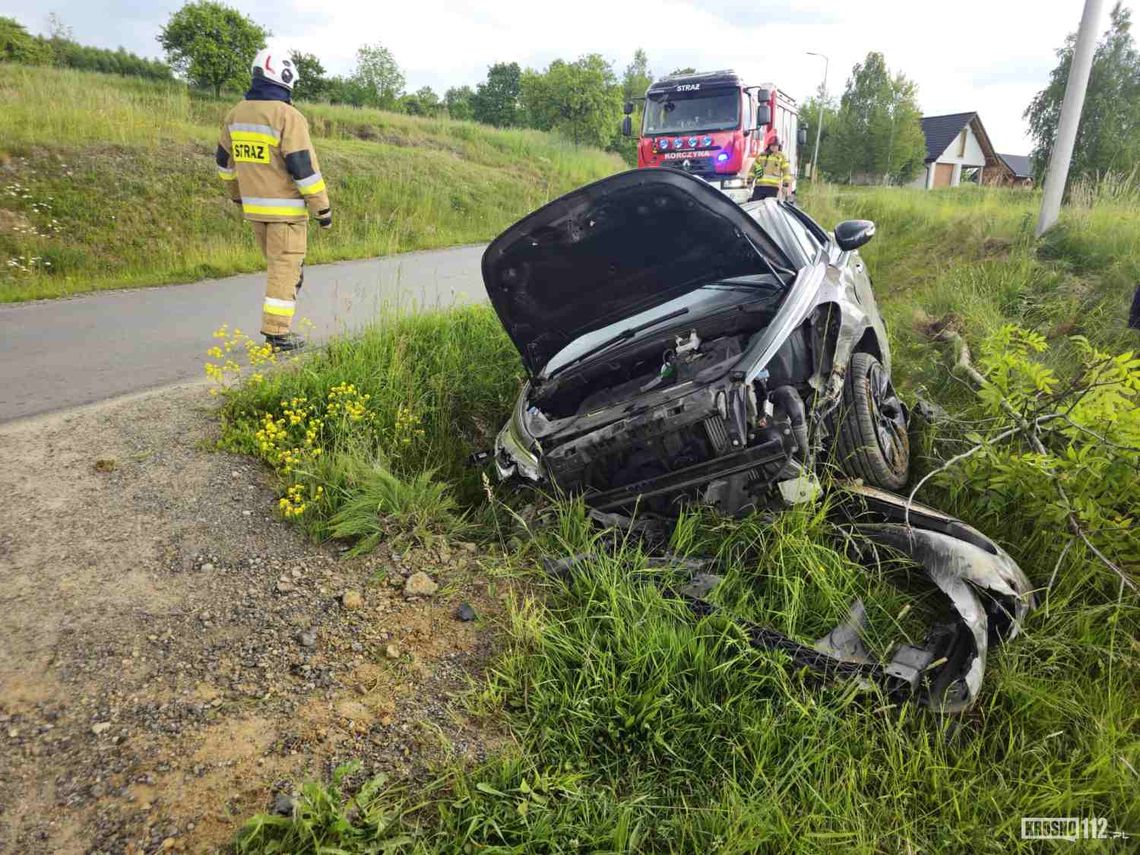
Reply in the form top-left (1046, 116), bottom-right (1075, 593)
top-left (0, 65), bottom-right (624, 302)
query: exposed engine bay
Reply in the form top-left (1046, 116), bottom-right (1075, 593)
top-left (516, 310), bottom-right (816, 516)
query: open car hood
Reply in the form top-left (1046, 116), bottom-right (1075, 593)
top-left (481, 169), bottom-right (793, 376)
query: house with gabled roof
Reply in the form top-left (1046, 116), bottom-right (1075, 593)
top-left (911, 111), bottom-right (1004, 189)
top-left (992, 153), bottom-right (1034, 187)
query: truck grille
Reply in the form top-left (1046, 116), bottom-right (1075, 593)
top-left (663, 157), bottom-right (718, 178)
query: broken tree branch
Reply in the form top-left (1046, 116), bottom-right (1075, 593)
top-left (928, 329), bottom-right (1139, 596)
top-left (904, 424), bottom-right (1024, 528)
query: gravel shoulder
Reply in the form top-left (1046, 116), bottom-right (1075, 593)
top-left (0, 384), bottom-right (503, 854)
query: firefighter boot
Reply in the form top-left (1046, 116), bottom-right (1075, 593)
top-left (265, 332), bottom-right (307, 352)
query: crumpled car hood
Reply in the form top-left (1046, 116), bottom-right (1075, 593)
top-left (480, 168), bottom-right (793, 376)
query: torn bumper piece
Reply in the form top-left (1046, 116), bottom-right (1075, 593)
top-left (549, 485), bottom-right (1035, 713)
top-left (832, 484), bottom-right (1035, 712)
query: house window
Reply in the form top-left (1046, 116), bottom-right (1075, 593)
top-left (957, 129), bottom-right (968, 157)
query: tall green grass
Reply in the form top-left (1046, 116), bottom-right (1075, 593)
top-left (0, 65), bottom-right (623, 301)
top-left (220, 304), bottom-right (523, 546)
top-left (236, 503), bottom-right (1138, 853)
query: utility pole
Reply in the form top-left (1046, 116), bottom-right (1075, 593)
top-left (806, 51), bottom-right (828, 182)
top-left (1036, 0), bottom-right (1104, 236)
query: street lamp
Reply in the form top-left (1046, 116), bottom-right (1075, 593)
top-left (806, 51), bottom-right (828, 182)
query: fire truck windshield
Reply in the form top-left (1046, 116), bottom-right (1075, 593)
top-left (643, 89), bottom-right (740, 135)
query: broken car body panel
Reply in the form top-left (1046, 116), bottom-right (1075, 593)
top-left (833, 484), bottom-right (1035, 711)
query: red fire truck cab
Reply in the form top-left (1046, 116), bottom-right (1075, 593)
top-left (624, 69), bottom-right (802, 203)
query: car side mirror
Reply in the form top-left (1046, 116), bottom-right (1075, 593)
top-left (621, 115), bottom-right (632, 137)
top-left (623, 100), bottom-right (634, 116)
top-left (835, 219), bottom-right (876, 252)
top-left (797, 127), bottom-right (807, 146)
top-left (755, 103), bottom-right (772, 129)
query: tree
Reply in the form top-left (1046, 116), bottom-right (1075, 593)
top-left (352, 43), bottom-right (404, 109)
top-left (47, 38), bottom-right (173, 80)
top-left (1026, 2), bottom-right (1140, 181)
top-left (158, 1), bottom-right (267, 97)
top-left (622, 48), bottom-right (652, 102)
top-left (520, 54), bottom-right (622, 148)
top-left (444, 85), bottom-right (475, 120)
top-left (472, 62), bottom-right (521, 127)
top-left (0, 17), bottom-right (52, 65)
top-left (821, 52), bottom-right (926, 184)
top-left (615, 48), bottom-right (653, 163)
top-left (289, 50), bottom-right (327, 102)
top-left (669, 66), bottom-right (696, 76)
top-left (325, 75), bottom-right (371, 107)
top-left (401, 86), bottom-right (443, 116)
top-left (46, 12), bottom-right (72, 42)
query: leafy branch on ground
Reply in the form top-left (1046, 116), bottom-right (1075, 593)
top-left (916, 323), bottom-right (1139, 595)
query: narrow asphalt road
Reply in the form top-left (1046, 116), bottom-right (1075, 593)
top-left (0, 245), bottom-right (488, 423)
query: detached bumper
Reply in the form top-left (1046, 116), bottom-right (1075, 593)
top-left (833, 484), bottom-right (1036, 712)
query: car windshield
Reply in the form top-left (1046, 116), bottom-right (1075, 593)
top-left (541, 275), bottom-right (785, 378)
top-left (643, 89), bottom-right (740, 135)
top-left (743, 200), bottom-right (823, 268)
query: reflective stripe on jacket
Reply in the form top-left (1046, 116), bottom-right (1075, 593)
top-left (751, 151), bottom-right (792, 188)
top-left (216, 100), bottom-right (331, 224)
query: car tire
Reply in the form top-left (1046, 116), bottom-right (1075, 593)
top-left (834, 352), bottom-right (909, 490)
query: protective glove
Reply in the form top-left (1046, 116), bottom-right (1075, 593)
top-left (317, 208), bottom-right (332, 230)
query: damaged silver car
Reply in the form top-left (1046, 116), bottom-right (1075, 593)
top-left (483, 167), bottom-right (906, 511)
top-left (482, 169), bottom-right (1034, 711)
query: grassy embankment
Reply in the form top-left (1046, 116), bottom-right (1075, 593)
top-left (214, 183), bottom-right (1140, 852)
top-left (0, 64), bottom-right (623, 301)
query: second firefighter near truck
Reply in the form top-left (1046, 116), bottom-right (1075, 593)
top-left (750, 137), bottom-right (792, 202)
top-left (216, 48), bottom-right (332, 352)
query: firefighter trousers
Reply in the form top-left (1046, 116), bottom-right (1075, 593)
top-left (251, 221), bottom-right (307, 336)
top-left (749, 185), bottom-right (780, 202)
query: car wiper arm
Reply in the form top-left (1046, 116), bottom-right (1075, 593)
top-left (545, 307), bottom-right (690, 380)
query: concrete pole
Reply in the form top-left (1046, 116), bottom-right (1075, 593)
top-left (807, 52), bottom-right (828, 182)
top-left (1036, 0), bottom-right (1105, 236)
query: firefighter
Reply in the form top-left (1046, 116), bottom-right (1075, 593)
top-left (749, 136), bottom-right (792, 202)
top-left (216, 48), bottom-right (332, 352)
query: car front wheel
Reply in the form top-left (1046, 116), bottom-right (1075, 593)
top-left (834, 352), bottom-right (909, 490)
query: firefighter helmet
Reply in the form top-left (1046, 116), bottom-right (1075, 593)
top-left (251, 48), bottom-right (298, 90)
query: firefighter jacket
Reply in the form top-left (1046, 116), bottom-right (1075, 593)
top-left (752, 151), bottom-right (792, 188)
top-left (216, 89), bottom-right (331, 224)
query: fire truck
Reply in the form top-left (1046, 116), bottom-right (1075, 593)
top-left (622, 69), bottom-right (804, 203)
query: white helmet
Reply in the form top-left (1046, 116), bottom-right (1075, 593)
top-left (251, 48), bottom-right (298, 91)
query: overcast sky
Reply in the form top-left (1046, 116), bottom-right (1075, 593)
top-left (7, 0), bottom-right (1135, 152)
